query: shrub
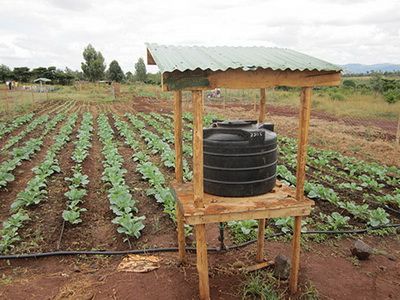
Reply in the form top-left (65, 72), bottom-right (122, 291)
top-left (342, 79), bottom-right (356, 89)
top-left (383, 89), bottom-right (400, 104)
top-left (329, 91), bottom-right (345, 101)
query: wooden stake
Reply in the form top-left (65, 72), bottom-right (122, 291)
top-left (195, 223), bottom-right (210, 300)
top-left (289, 87), bottom-right (312, 294)
top-left (256, 219), bottom-right (266, 262)
top-left (192, 90), bottom-right (204, 208)
top-left (259, 88), bottom-right (266, 123)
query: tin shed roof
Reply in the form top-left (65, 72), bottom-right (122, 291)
top-left (146, 43), bottom-right (342, 73)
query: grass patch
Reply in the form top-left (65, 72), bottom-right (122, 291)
top-left (242, 271), bottom-right (284, 300)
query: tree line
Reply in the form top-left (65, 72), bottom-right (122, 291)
top-left (0, 43), bottom-right (161, 85)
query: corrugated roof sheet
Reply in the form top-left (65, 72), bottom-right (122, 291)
top-left (146, 43), bottom-right (342, 73)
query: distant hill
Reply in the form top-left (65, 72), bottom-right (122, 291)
top-left (342, 63), bottom-right (400, 74)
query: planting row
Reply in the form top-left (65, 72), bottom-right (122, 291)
top-left (0, 113), bottom-right (78, 253)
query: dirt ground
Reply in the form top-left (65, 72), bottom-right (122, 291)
top-left (0, 236), bottom-right (399, 300)
top-left (0, 97), bottom-right (399, 299)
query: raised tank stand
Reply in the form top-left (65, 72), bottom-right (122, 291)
top-left (146, 43), bottom-right (342, 299)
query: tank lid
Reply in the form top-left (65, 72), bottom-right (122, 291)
top-left (217, 120), bottom-right (257, 128)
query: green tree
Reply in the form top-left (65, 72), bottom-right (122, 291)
top-left (81, 44), bottom-right (106, 81)
top-left (13, 67), bottom-right (31, 82)
top-left (369, 74), bottom-right (383, 95)
top-left (31, 67), bottom-right (47, 80)
top-left (134, 57), bottom-right (147, 82)
top-left (125, 71), bottom-right (134, 82)
top-left (107, 60), bottom-right (124, 82)
top-left (0, 65), bottom-right (12, 82)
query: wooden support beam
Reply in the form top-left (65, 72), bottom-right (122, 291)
top-left (256, 219), bottom-right (266, 262)
top-left (257, 88), bottom-right (268, 255)
top-left (174, 90), bottom-right (186, 262)
top-left (162, 69), bottom-right (341, 91)
top-left (289, 87), bottom-right (312, 294)
top-left (196, 224), bottom-right (210, 300)
top-left (295, 87), bottom-right (312, 202)
top-left (174, 91), bottom-right (183, 182)
top-left (176, 203), bottom-right (186, 262)
top-left (192, 90), bottom-right (204, 208)
top-left (258, 88), bottom-right (266, 123)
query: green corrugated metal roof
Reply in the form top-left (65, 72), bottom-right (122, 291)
top-left (146, 43), bottom-right (342, 73)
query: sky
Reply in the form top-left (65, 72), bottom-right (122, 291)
top-left (1, 0), bottom-right (399, 73)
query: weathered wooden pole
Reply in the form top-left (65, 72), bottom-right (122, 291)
top-left (256, 88), bottom-right (267, 262)
top-left (192, 89), bottom-right (210, 300)
top-left (289, 87), bottom-right (312, 294)
top-left (174, 90), bottom-right (186, 262)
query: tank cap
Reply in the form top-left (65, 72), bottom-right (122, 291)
top-left (217, 120), bottom-right (257, 128)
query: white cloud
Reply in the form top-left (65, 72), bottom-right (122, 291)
top-left (0, 0), bottom-right (399, 72)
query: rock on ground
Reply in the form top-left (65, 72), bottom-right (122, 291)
top-left (273, 254), bottom-right (291, 280)
top-left (351, 239), bottom-right (373, 260)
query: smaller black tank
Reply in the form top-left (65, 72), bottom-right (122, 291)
top-left (203, 120), bottom-right (277, 197)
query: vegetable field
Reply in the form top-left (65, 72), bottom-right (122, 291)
top-left (0, 98), bottom-right (399, 299)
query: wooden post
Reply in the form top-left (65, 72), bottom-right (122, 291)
top-left (256, 219), bottom-right (266, 262)
top-left (256, 88), bottom-right (267, 262)
top-left (31, 91), bottom-right (35, 109)
top-left (192, 90), bottom-right (210, 300)
top-left (196, 223), bottom-right (210, 300)
top-left (259, 88), bottom-right (266, 123)
top-left (174, 90), bottom-right (186, 262)
top-left (396, 111), bottom-right (400, 146)
top-left (174, 90), bottom-right (183, 181)
top-left (192, 90), bottom-right (204, 209)
top-left (289, 87), bottom-right (312, 294)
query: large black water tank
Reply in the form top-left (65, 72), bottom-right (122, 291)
top-left (203, 120), bottom-right (277, 197)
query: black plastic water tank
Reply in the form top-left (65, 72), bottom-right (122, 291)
top-left (203, 120), bottom-right (277, 197)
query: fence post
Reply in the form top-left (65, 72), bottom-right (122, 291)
top-left (396, 111), bottom-right (400, 146)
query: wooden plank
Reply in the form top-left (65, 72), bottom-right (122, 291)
top-left (289, 86), bottom-right (312, 294)
top-left (256, 219), bottom-right (266, 262)
top-left (174, 91), bottom-right (183, 183)
top-left (241, 260), bottom-right (274, 273)
top-left (196, 224), bottom-right (210, 300)
top-left (184, 206), bottom-right (312, 225)
top-left (162, 69), bottom-right (341, 91)
top-left (258, 88), bottom-right (266, 123)
top-left (192, 90), bottom-right (204, 208)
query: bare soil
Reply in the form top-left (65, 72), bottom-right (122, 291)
top-left (0, 236), bottom-right (399, 300)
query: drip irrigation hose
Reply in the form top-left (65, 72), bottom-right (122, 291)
top-left (0, 223), bottom-right (398, 260)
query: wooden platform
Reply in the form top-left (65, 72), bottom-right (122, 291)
top-left (171, 181), bottom-right (314, 225)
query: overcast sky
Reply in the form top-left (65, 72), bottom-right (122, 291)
top-left (1, 0), bottom-right (399, 73)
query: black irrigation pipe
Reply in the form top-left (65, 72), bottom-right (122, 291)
top-left (1, 224), bottom-right (399, 260)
